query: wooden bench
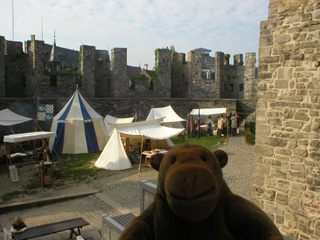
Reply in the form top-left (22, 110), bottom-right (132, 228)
top-left (12, 217), bottom-right (89, 240)
top-left (101, 180), bottom-right (157, 240)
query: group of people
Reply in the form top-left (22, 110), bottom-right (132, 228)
top-left (217, 112), bottom-right (240, 137)
top-left (189, 112), bottom-right (240, 137)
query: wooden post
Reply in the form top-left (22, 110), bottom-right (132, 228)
top-left (125, 137), bottom-right (130, 157)
top-left (139, 136), bottom-right (144, 172)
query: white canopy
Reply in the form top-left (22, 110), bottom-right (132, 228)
top-left (4, 131), bottom-right (56, 143)
top-left (110, 118), bottom-right (185, 140)
top-left (146, 105), bottom-right (186, 123)
top-left (190, 108), bottom-right (227, 116)
top-left (104, 115), bottom-right (134, 124)
top-left (0, 109), bottom-right (33, 126)
top-left (104, 115), bottom-right (135, 136)
top-left (95, 129), bottom-right (132, 170)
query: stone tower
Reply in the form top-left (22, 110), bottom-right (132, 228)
top-left (214, 52), bottom-right (224, 98)
top-left (26, 35), bottom-right (45, 98)
top-left (111, 48), bottom-right (128, 98)
top-left (253, 0), bottom-right (320, 239)
top-left (155, 49), bottom-right (171, 97)
top-left (79, 45), bottom-right (96, 98)
top-left (244, 53), bottom-right (257, 99)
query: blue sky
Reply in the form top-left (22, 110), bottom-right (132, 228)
top-left (0, 0), bottom-right (269, 69)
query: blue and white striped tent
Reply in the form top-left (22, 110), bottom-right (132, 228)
top-left (49, 89), bottom-right (108, 154)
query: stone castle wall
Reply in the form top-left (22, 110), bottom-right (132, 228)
top-left (0, 35), bottom-right (258, 101)
top-left (254, 0), bottom-right (320, 239)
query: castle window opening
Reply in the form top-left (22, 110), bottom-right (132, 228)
top-left (224, 84), bottom-right (227, 91)
top-left (239, 83), bottom-right (244, 91)
top-left (229, 84), bottom-right (234, 91)
top-left (211, 72), bottom-right (215, 80)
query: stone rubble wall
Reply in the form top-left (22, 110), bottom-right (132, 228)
top-left (254, 0), bottom-right (320, 239)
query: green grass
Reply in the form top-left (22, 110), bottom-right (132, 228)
top-left (53, 152), bottom-right (103, 182)
top-left (171, 136), bottom-right (227, 150)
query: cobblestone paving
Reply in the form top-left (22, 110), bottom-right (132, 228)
top-left (1, 130), bottom-right (255, 239)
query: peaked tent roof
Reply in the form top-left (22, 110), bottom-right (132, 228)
top-left (146, 105), bottom-right (186, 123)
top-left (95, 129), bottom-right (132, 170)
top-left (54, 89), bottom-right (103, 121)
top-left (110, 118), bottom-right (184, 140)
top-left (0, 109), bottom-right (33, 126)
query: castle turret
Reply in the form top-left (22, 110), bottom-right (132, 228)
top-left (244, 53), bottom-right (257, 99)
top-left (27, 35), bottom-right (45, 97)
top-left (111, 48), bottom-right (128, 98)
top-left (49, 31), bottom-right (60, 72)
top-left (155, 49), bottom-right (171, 97)
top-left (80, 45), bottom-right (96, 98)
top-left (214, 52), bottom-right (224, 98)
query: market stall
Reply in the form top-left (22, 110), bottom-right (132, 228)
top-left (4, 131), bottom-right (56, 185)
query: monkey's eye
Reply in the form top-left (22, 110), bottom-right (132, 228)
top-left (201, 155), bottom-right (207, 162)
top-left (171, 156), bottom-right (177, 164)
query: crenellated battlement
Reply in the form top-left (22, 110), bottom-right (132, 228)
top-left (0, 35), bottom-right (258, 100)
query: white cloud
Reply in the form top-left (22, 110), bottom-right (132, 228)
top-left (0, 0), bottom-right (269, 68)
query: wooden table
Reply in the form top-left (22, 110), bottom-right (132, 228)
top-left (12, 217), bottom-right (89, 240)
top-left (139, 150), bottom-right (168, 171)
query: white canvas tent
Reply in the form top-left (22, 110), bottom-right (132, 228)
top-left (49, 89), bottom-right (108, 154)
top-left (146, 105), bottom-right (186, 128)
top-left (104, 115), bottom-right (134, 136)
top-left (95, 129), bottom-right (132, 170)
top-left (0, 109), bottom-right (33, 126)
top-left (95, 118), bottom-right (184, 170)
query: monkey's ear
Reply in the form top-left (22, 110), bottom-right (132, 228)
top-left (212, 150), bottom-right (228, 169)
top-left (150, 153), bottom-right (166, 172)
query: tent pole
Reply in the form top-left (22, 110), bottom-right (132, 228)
top-left (139, 136), bottom-right (144, 172)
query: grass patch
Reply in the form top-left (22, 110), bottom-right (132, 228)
top-left (53, 152), bottom-right (103, 182)
top-left (171, 136), bottom-right (227, 150)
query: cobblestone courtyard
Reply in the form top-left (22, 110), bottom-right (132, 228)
top-left (0, 132), bottom-right (255, 239)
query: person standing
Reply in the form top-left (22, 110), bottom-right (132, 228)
top-left (231, 113), bottom-right (237, 136)
top-left (217, 116), bottom-right (225, 137)
top-left (206, 116), bottom-right (213, 136)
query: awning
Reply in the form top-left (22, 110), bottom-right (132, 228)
top-left (110, 119), bottom-right (184, 140)
top-left (0, 109), bottom-right (33, 126)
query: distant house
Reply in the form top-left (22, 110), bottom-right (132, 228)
top-left (140, 69), bottom-right (155, 82)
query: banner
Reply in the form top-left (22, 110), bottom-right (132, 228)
top-left (37, 104), bottom-right (54, 121)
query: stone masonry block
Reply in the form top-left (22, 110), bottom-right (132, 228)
top-left (275, 80), bottom-right (289, 88)
top-left (256, 145), bottom-right (274, 157)
top-left (279, 0), bottom-right (301, 12)
top-left (278, 68), bottom-right (293, 80)
top-left (260, 35), bottom-right (274, 46)
top-left (275, 35), bottom-right (292, 45)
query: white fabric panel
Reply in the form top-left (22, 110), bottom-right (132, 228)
top-left (190, 108), bottom-right (227, 116)
top-left (68, 93), bottom-right (84, 120)
top-left (95, 129), bottom-right (132, 170)
top-left (104, 115), bottom-right (134, 124)
top-left (62, 120), bottom-right (87, 154)
top-left (93, 119), bottom-right (109, 150)
top-left (49, 120), bottom-right (58, 150)
top-left (4, 131), bottom-right (56, 143)
top-left (146, 105), bottom-right (186, 123)
top-left (115, 123), bottom-right (184, 140)
top-left (0, 109), bottom-right (33, 126)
